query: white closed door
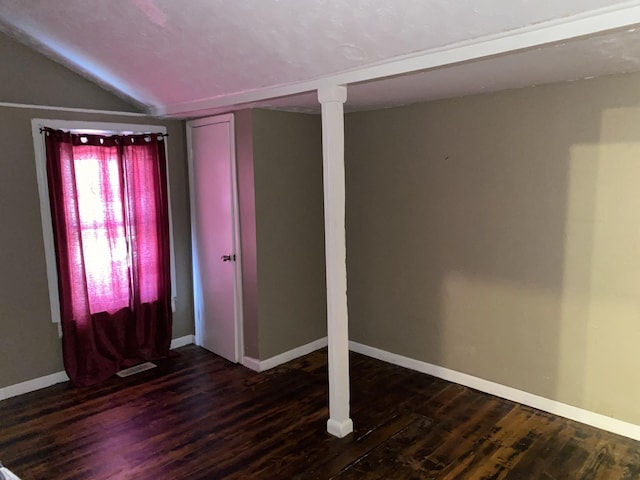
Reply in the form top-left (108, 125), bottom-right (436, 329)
top-left (187, 114), bottom-right (242, 363)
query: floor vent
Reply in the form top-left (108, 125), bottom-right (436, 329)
top-left (116, 362), bottom-right (157, 378)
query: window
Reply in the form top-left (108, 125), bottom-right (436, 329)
top-left (32, 119), bottom-right (177, 334)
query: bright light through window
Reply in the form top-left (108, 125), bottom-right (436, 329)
top-left (74, 147), bottom-right (130, 314)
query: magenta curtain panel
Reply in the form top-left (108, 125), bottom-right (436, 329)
top-left (44, 128), bottom-right (172, 386)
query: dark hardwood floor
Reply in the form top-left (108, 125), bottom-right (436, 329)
top-left (1, 345), bottom-right (639, 479)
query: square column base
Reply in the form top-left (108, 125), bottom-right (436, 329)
top-left (327, 418), bottom-right (354, 438)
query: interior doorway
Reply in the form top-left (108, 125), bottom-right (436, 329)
top-left (186, 114), bottom-right (243, 363)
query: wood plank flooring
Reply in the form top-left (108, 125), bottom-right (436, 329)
top-left (1, 345), bottom-right (638, 479)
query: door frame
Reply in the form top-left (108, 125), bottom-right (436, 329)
top-left (186, 113), bottom-right (244, 363)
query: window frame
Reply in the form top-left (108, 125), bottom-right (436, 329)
top-left (31, 119), bottom-right (177, 335)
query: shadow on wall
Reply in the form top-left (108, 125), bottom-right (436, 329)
top-left (344, 73), bottom-right (640, 425)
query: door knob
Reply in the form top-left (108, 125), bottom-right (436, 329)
top-left (221, 254), bottom-right (236, 262)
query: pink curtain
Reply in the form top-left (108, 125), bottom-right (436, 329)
top-left (44, 129), bottom-right (172, 386)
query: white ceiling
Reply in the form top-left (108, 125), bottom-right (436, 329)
top-left (1, 0), bottom-right (640, 118)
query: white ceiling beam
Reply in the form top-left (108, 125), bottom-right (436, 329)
top-left (154, 1), bottom-right (640, 118)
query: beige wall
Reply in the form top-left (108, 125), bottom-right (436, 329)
top-left (345, 72), bottom-right (640, 426)
top-left (0, 35), bottom-right (193, 388)
top-left (0, 31), bottom-right (139, 111)
top-left (237, 109), bottom-right (326, 360)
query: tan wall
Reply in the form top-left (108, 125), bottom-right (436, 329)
top-left (0, 31), bottom-right (139, 111)
top-left (0, 36), bottom-right (193, 388)
top-left (345, 72), bottom-right (640, 426)
top-left (251, 109), bottom-right (326, 359)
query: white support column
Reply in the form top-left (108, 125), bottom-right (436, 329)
top-left (318, 85), bottom-right (353, 438)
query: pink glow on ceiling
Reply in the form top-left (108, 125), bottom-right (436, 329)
top-left (132, 0), bottom-right (167, 28)
top-left (0, 0), bottom-right (639, 116)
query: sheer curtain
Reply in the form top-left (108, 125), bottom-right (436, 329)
top-left (44, 128), bottom-right (172, 386)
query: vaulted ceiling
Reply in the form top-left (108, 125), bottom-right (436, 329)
top-left (1, 0), bottom-right (640, 118)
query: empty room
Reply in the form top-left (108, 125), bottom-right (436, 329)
top-left (1, 1), bottom-right (640, 479)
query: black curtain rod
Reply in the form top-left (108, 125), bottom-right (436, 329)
top-left (39, 127), bottom-right (169, 137)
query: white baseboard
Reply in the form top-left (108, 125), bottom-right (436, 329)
top-left (1, 335), bottom-right (197, 401)
top-left (241, 356), bottom-right (262, 372)
top-left (170, 334), bottom-right (195, 349)
top-left (349, 341), bottom-right (640, 442)
top-left (0, 371), bottom-right (70, 402)
top-left (242, 337), bottom-right (328, 372)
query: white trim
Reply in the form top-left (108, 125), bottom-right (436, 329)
top-left (155, 1), bottom-right (640, 117)
top-left (31, 121), bottom-right (62, 327)
top-left (162, 135), bottom-right (178, 312)
top-left (0, 101), bottom-right (146, 116)
top-left (242, 337), bottom-right (328, 372)
top-left (170, 335), bottom-right (195, 349)
top-left (0, 371), bottom-right (70, 401)
top-left (31, 118), bottom-right (177, 329)
top-left (186, 113), bottom-right (244, 364)
top-left (319, 86), bottom-right (353, 438)
top-left (32, 118), bottom-right (167, 134)
top-left (241, 356), bottom-right (262, 372)
top-left (227, 114), bottom-right (245, 365)
top-left (0, 335), bottom-right (195, 400)
top-left (349, 341), bottom-right (640, 442)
